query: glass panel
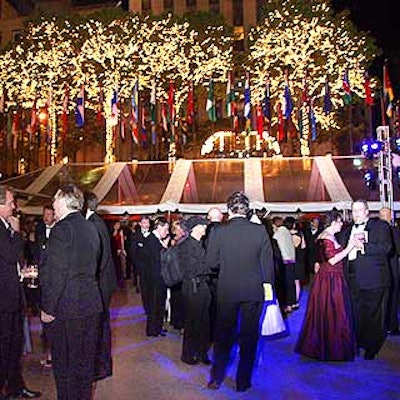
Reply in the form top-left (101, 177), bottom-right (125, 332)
top-left (4, 169), bottom-right (44, 191)
top-left (262, 158), bottom-right (328, 202)
top-left (181, 160), bottom-right (244, 203)
top-left (39, 164), bottom-right (106, 198)
top-left (333, 157), bottom-right (380, 202)
top-left (102, 162), bottom-right (170, 205)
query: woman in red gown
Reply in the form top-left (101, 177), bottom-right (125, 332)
top-left (295, 211), bottom-right (360, 361)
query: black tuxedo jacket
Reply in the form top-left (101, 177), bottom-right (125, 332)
top-left (0, 222), bottom-right (24, 312)
top-left (131, 229), bottom-right (149, 275)
top-left (89, 213), bottom-right (117, 308)
top-left (341, 218), bottom-right (392, 289)
top-left (206, 217), bottom-right (274, 303)
top-left (142, 232), bottom-right (164, 282)
top-left (40, 212), bottom-right (103, 319)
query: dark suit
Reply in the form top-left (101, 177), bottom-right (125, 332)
top-left (141, 233), bottom-right (167, 336)
top-left (206, 217), bottom-right (274, 389)
top-left (385, 223), bottom-right (400, 333)
top-left (0, 221), bottom-right (25, 395)
top-left (342, 218), bottom-right (392, 356)
top-left (88, 212), bottom-right (117, 380)
top-left (41, 212), bottom-right (103, 400)
top-left (132, 229), bottom-right (151, 314)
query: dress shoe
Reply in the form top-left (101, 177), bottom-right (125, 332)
top-left (10, 387), bottom-right (41, 398)
top-left (364, 351), bottom-right (376, 360)
top-left (207, 381), bottom-right (221, 390)
top-left (387, 329), bottom-right (400, 336)
top-left (236, 383), bottom-right (252, 392)
top-left (181, 357), bottom-right (199, 365)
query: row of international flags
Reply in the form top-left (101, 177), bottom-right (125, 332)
top-left (0, 64), bottom-right (397, 151)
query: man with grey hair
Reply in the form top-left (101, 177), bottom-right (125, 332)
top-left (0, 185), bottom-right (41, 399)
top-left (342, 199), bottom-right (392, 360)
top-left (41, 184), bottom-right (103, 399)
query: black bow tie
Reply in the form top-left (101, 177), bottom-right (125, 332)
top-left (354, 222), bottom-right (366, 228)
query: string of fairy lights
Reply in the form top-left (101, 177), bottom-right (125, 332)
top-left (0, 2), bottom-right (377, 165)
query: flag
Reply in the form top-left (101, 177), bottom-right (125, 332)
top-left (206, 77), bottom-right (217, 123)
top-left (282, 81), bottom-right (293, 119)
top-left (256, 104), bottom-right (263, 138)
top-left (342, 69), bottom-right (352, 105)
top-left (187, 81), bottom-right (194, 125)
top-left (383, 64), bottom-right (394, 118)
top-left (141, 104), bottom-right (147, 148)
top-left (161, 100), bottom-right (168, 132)
top-left (75, 85), bottom-right (85, 128)
top-left (97, 85), bottom-right (104, 125)
top-left (244, 72), bottom-right (251, 132)
top-left (277, 102), bottom-right (285, 142)
top-left (130, 81), bottom-right (139, 144)
top-left (110, 89), bottom-right (119, 128)
top-left (226, 71), bottom-right (235, 117)
top-left (61, 87), bottom-right (69, 140)
top-left (364, 71), bottom-right (373, 106)
top-left (263, 79), bottom-right (271, 122)
top-left (310, 102), bottom-right (317, 141)
top-left (168, 80), bottom-right (176, 125)
top-left (323, 79), bottom-right (333, 115)
top-left (150, 79), bottom-right (157, 145)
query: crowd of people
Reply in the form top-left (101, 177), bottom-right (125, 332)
top-left (0, 182), bottom-right (399, 399)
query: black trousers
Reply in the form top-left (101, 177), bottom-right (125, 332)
top-left (181, 282), bottom-right (211, 361)
top-left (45, 314), bottom-right (100, 400)
top-left (387, 257), bottom-right (400, 332)
top-left (146, 280), bottom-right (167, 336)
top-left (94, 310), bottom-right (112, 381)
top-left (282, 262), bottom-right (296, 307)
top-left (349, 282), bottom-right (388, 355)
top-left (0, 311), bottom-right (24, 395)
top-left (170, 284), bottom-right (184, 330)
top-left (211, 301), bottom-right (263, 387)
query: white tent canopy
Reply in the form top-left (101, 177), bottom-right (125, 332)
top-left (5, 155), bottom-right (397, 215)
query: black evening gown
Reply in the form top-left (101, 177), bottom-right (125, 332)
top-left (295, 239), bottom-right (356, 361)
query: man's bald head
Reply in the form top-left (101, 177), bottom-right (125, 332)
top-left (207, 207), bottom-right (223, 223)
top-left (379, 207), bottom-right (392, 223)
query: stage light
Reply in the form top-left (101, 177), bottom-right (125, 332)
top-left (394, 137), bottom-right (400, 153)
top-left (363, 169), bottom-right (377, 190)
top-left (361, 139), bottom-right (382, 159)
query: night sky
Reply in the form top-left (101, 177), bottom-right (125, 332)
top-left (332, 0), bottom-right (400, 92)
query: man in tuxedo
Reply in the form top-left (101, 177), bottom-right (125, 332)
top-left (379, 207), bottom-right (400, 335)
top-left (131, 216), bottom-right (151, 314)
top-left (342, 199), bottom-right (392, 360)
top-left (304, 217), bottom-right (323, 278)
top-left (0, 185), bottom-right (41, 399)
top-left (206, 192), bottom-right (274, 392)
top-left (141, 217), bottom-right (169, 337)
top-left (41, 184), bottom-right (103, 399)
top-left (35, 205), bottom-right (55, 367)
top-left (84, 191), bottom-right (117, 382)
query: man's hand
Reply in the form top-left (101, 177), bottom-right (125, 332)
top-left (7, 216), bottom-right (20, 232)
top-left (41, 310), bottom-right (56, 324)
